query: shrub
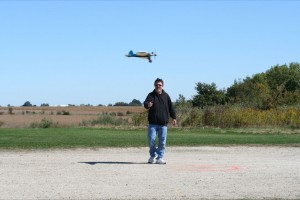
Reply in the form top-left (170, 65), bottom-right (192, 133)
top-left (57, 111), bottom-right (70, 115)
top-left (30, 118), bottom-right (57, 128)
top-left (80, 120), bottom-right (91, 127)
top-left (62, 111), bottom-right (70, 115)
top-left (110, 112), bottom-right (117, 116)
top-left (126, 110), bottom-right (133, 115)
top-left (8, 107), bottom-right (13, 115)
top-left (117, 112), bottom-right (124, 116)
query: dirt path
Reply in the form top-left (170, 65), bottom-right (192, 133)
top-left (0, 146), bottom-right (299, 200)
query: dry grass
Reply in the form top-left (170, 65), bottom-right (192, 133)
top-left (0, 106), bottom-right (145, 128)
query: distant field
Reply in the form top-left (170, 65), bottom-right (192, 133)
top-left (0, 106), bottom-right (145, 128)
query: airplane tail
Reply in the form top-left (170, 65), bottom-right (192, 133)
top-left (125, 50), bottom-right (134, 57)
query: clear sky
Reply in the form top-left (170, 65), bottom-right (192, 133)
top-left (1, 0), bottom-right (299, 106)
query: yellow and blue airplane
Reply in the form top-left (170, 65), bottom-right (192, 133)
top-left (125, 50), bottom-right (157, 63)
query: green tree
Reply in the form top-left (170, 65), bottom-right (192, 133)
top-left (129, 99), bottom-right (142, 106)
top-left (265, 63), bottom-right (300, 107)
top-left (192, 82), bottom-right (227, 108)
top-left (175, 94), bottom-right (188, 107)
top-left (175, 94), bottom-right (193, 126)
top-left (114, 102), bottom-right (129, 106)
top-left (175, 94), bottom-right (193, 111)
top-left (227, 73), bottom-right (273, 109)
top-left (22, 101), bottom-right (32, 107)
top-left (226, 62), bottom-right (300, 109)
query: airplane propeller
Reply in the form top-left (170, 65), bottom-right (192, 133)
top-left (152, 51), bottom-right (157, 60)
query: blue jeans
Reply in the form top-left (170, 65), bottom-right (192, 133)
top-left (147, 124), bottom-right (168, 159)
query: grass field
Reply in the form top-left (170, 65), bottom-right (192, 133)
top-left (1, 106), bottom-right (300, 149)
top-left (0, 128), bottom-right (299, 149)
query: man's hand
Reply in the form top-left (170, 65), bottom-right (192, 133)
top-left (148, 101), bottom-right (153, 108)
top-left (172, 119), bottom-right (177, 126)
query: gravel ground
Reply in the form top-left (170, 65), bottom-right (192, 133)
top-left (0, 146), bottom-right (299, 200)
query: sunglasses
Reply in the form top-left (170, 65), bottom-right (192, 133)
top-left (155, 84), bottom-right (163, 87)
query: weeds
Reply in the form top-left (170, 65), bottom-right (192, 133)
top-left (179, 105), bottom-right (300, 128)
top-left (132, 111), bottom-right (148, 126)
top-left (81, 114), bottom-right (128, 127)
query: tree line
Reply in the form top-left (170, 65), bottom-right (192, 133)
top-left (186, 62), bottom-right (300, 110)
top-left (17, 99), bottom-right (143, 107)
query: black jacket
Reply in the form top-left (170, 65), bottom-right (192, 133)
top-left (144, 89), bottom-right (176, 125)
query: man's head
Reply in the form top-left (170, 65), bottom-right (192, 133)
top-left (154, 78), bottom-right (164, 94)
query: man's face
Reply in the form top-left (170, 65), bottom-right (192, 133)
top-left (155, 81), bottom-right (163, 94)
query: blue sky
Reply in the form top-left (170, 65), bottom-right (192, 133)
top-left (1, 0), bottom-right (299, 106)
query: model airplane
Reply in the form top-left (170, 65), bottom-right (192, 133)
top-left (125, 50), bottom-right (157, 63)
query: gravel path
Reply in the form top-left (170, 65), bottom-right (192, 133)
top-left (0, 146), bottom-right (299, 200)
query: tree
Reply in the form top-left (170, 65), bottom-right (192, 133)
top-left (265, 62), bottom-right (300, 107)
top-left (192, 82), bottom-right (227, 108)
top-left (226, 62), bottom-right (300, 109)
top-left (22, 101), bottom-right (32, 107)
top-left (227, 73), bottom-right (273, 109)
top-left (129, 99), bottom-right (142, 106)
top-left (175, 94), bottom-right (187, 107)
top-left (114, 102), bottom-right (129, 106)
top-left (175, 94), bottom-right (192, 109)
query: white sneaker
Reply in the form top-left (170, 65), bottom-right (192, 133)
top-left (148, 157), bottom-right (155, 164)
top-left (156, 158), bottom-right (166, 164)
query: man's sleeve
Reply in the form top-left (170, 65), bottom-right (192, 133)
top-left (143, 94), bottom-right (151, 109)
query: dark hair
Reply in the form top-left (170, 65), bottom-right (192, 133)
top-left (154, 78), bottom-right (164, 86)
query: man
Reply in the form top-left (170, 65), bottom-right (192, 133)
top-left (144, 78), bottom-right (177, 164)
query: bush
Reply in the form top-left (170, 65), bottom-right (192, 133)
top-left (62, 111), bottom-right (70, 115)
top-left (30, 118), bottom-right (57, 128)
top-left (126, 110), bottom-right (133, 115)
top-left (8, 107), bottom-right (13, 115)
top-left (116, 112), bottom-right (124, 116)
top-left (57, 111), bottom-right (70, 115)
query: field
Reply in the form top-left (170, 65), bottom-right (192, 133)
top-left (0, 106), bottom-right (145, 128)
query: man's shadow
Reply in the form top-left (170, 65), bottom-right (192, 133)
top-left (78, 161), bottom-right (148, 165)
